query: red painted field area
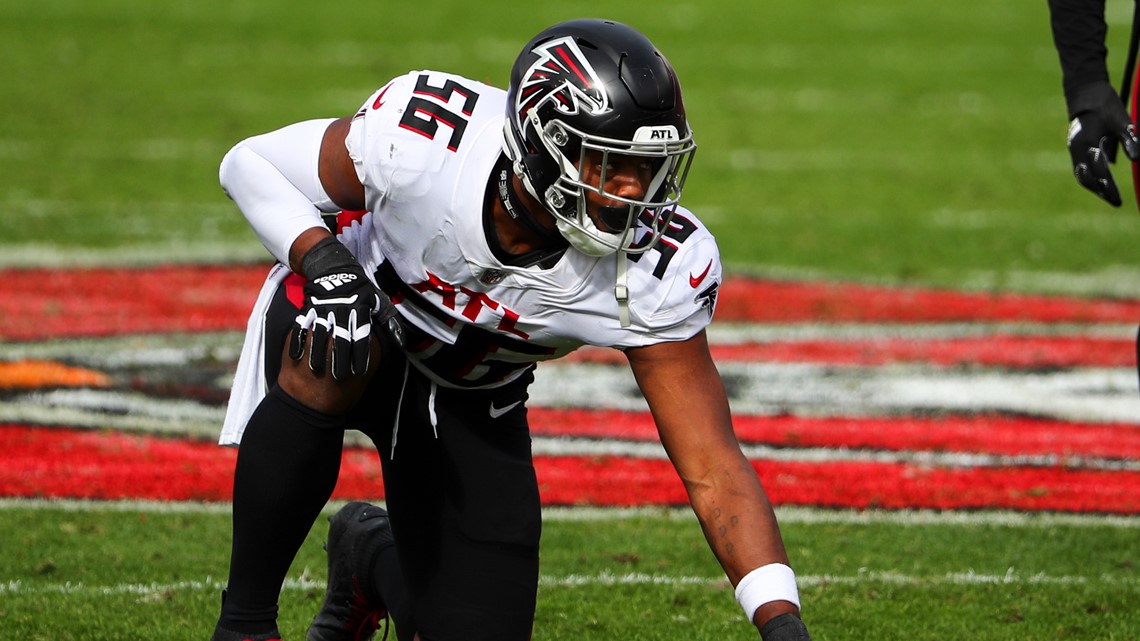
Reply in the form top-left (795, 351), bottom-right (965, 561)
top-left (3, 421), bottom-right (1138, 513)
top-left (1, 265), bottom-right (1139, 512)
top-left (5, 264), bottom-right (1140, 341)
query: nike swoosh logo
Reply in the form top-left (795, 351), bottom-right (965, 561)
top-left (371, 83), bottom-right (392, 110)
top-left (488, 400), bottom-right (522, 419)
top-left (689, 260), bottom-right (713, 288)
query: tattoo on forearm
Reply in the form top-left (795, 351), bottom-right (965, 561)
top-left (711, 508), bottom-right (740, 557)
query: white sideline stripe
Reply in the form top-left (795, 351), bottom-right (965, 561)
top-left (722, 262), bottom-right (1140, 300)
top-left (550, 506), bottom-right (1140, 529)
top-left (3, 569), bottom-right (1136, 598)
top-left (0, 498), bottom-right (237, 514)
top-left (0, 332), bottom-right (244, 364)
top-left (4, 401), bottom-right (1135, 471)
top-left (0, 403), bottom-right (221, 441)
top-left (16, 361), bottom-right (1138, 436)
top-left (530, 436), bottom-right (1140, 472)
top-left (2, 499), bottom-right (1139, 529)
top-left (3, 323), bottom-right (1134, 362)
top-left (707, 321), bottom-right (1140, 342)
top-left (0, 390), bottom-right (225, 441)
top-left (530, 362), bottom-right (1140, 425)
top-left (16, 389), bottom-right (223, 422)
top-left (0, 242), bottom-right (268, 268)
top-left (539, 569), bottom-right (1139, 588)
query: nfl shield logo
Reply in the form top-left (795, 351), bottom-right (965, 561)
top-left (480, 269), bottom-right (506, 285)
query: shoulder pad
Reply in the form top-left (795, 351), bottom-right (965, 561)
top-left (626, 208), bottom-right (722, 335)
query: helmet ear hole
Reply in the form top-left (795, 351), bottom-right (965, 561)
top-left (550, 125), bottom-right (569, 147)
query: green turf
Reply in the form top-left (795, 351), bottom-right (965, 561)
top-left (4, 0), bottom-right (1140, 295)
top-left (1, 505), bottom-right (1138, 640)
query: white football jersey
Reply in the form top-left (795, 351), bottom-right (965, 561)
top-left (339, 70), bottom-right (722, 389)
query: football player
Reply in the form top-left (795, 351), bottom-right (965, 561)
top-left (211, 18), bottom-right (812, 641)
top-left (1048, 0), bottom-right (1140, 206)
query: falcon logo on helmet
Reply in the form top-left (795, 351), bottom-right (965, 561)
top-left (515, 37), bottom-right (610, 124)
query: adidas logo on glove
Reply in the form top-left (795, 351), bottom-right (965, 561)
top-left (314, 273), bottom-right (358, 290)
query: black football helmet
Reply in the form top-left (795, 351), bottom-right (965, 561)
top-left (503, 19), bottom-right (697, 256)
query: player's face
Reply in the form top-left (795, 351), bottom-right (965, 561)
top-left (577, 149), bottom-right (655, 233)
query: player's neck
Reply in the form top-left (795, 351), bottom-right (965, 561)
top-left (489, 171), bottom-right (563, 257)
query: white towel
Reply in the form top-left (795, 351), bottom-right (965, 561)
top-left (219, 263), bottom-right (291, 446)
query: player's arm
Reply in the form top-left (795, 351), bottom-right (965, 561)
top-left (1048, 0), bottom-right (1110, 97)
top-left (219, 116), bottom-right (388, 381)
top-left (284, 116), bottom-right (367, 270)
top-left (625, 331), bottom-right (811, 640)
top-left (219, 117), bottom-right (363, 269)
top-left (1047, 0), bottom-right (1140, 205)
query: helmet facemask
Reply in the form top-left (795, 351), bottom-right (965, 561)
top-left (534, 116), bottom-right (696, 256)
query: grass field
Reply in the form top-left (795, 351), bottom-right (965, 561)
top-left (2, 503), bottom-right (1138, 641)
top-left (4, 0), bottom-right (1140, 294)
top-left (3, 1), bottom-right (1140, 640)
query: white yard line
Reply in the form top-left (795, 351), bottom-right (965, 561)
top-left (4, 400), bottom-right (1136, 470)
top-left (2, 568), bottom-right (1135, 599)
top-left (707, 321), bottom-right (1140, 342)
top-left (0, 242), bottom-right (268, 268)
top-left (3, 324), bottom-right (1135, 361)
top-left (3, 499), bottom-right (1138, 528)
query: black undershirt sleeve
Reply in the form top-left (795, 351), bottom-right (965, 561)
top-left (1048, 0), bottom-right (1111, 103)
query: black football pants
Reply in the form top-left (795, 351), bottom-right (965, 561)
top-left (224, 272), bottom-right (542, 641)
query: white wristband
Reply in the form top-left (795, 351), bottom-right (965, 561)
top-left (734, 563), bottom-right (801, 623)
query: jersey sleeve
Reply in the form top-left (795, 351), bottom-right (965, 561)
top-left (618, 209), bottom-right (723, 347)
top-left (344, 71), bottom-right (450, 202)
top-left (1047, 0), bottom-right (1111, 105)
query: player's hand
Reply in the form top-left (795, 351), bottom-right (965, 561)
top-left (289, 236), bottom-right (392, 379)
top-left (1065, 81), bottom-right (1140, 207)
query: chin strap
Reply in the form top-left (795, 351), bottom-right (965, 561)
top-left (615, 250), bottom-right (630, 328)
top-left (497, 161), bottom-right (566, 247)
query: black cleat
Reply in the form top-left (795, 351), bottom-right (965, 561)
top-left (306, 502), bottom-right (394, 641)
